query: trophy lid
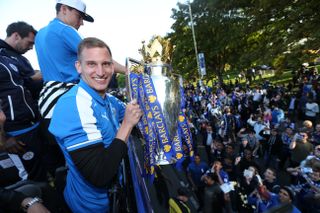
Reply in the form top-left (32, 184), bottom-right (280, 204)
top-left (139, 35), bottom-right (173, 65)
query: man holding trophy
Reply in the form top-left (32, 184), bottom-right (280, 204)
top-left (49, 37), bottom-right (142, 212)
top-left (126, 36), bottom-right (195, 212)
top-left (128, 36), bottom-right (194, 175)
top-left (49, 35), bottom-right (195, 212)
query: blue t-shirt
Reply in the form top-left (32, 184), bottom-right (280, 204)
top-left (35, 18), bottom-right (82, 83)
top-left (49, 80), bottom-right (125, 212)
top-left (205, 168), bottom-right (229, 183)
top-left (187, 161), bottom-right (209, 187)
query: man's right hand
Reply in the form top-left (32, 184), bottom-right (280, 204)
top-left (27, 203), bottom-right (50, 213)
top-left (22, 198), bottom-right (50, 213)
top-left (123, 99), bottom-right (143, 127)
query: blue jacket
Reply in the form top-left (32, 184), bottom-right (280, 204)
top-left (0, 55), bottom-right (39, 132)
top-left (49, 80), bottom-right (126, 213)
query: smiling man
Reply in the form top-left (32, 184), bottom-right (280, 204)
top-left (49, 37), bottom-right (142, 212)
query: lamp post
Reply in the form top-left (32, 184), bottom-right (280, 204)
top-left (188, 1), bottom-right (202, 83)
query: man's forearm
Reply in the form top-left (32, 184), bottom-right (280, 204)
top-left (116, 119), bottom-right (133, 142)
top-left (0, 187), bottom-right (26, 212)
top-left (70, 140), bottom-right (128, 188)
top-left (113, 60), bottom-right (128, 75)
top-left (31, 70), bottom-right (42, 81)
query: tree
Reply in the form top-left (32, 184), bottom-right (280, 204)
top-left (168, 0), bottom-right (249, 84)
top-left (168, 0), bottom-right (320, 83)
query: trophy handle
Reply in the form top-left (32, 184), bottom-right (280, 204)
top-left (125, 57), bottom-right (144, 102)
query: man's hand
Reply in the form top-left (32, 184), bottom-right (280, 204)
top-left (22, 197), bottom-right (50, 213)
top-left (27, 202), bottom-right (50, 213)
top-left (235, 156), bottom-right (241, 165)
top-left (123, 99), bottom-right (143, 127)
top-left (116, 99), bottom-right (143, 142)
top-left (0, 110), bottom-right (6, 125)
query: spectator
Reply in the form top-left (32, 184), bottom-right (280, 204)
top-left (187, 154), bottom-right (209, 210)
top-left (248, 185), bottom-right (279, 213)
top-left (310, 124), bottom-right (320, 146)
top-left (202, 173), bottom-right (224, 213)
top-left (295, 160), bottom-right (320, 212)
top-left (221, 107), bottom-right (236, 142)
top-left (301, 120), bottom-right (314, 138)
top-left (279, 127), bottom-right (294, 170)
top-left (263, 168), bottom-right (280, 192)
top-left (0, 46), bottom-right (47, 182)
top-left (304, 98), bottom-right (319, 126)
top-left (209, 139), bottom-right (225, 164)
top-left (289, 131), bottom-right (314, 168)
top-left (0, 187), bottom-right (50, 213)
top-left (237, 128), bottom-right (260, 158)
top-left (271, 104), bottom-right (285, 126)
top-left (273, 186), bottom-right (301, 213)
top-left (0, 101), bottom-right (58, 212)
top-left (168, 187), bottom-right (192, 213)
top-left (235, 149), bottom-right (260, 177)
top-left (0, 21), bottom-right (42, 99)
top-left (261, 128), bottom-right (283, 169)
top-left (204, 160), bottom-right (229, 184)
top-left (203, 125), bottom-right (214, 162)
top-left (235, 166), bottom-right (260, 213)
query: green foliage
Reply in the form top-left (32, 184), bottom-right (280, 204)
top-left (117, 74), bottom-right (126, 88)
top-left (167, 0), bottom-right (320, 84)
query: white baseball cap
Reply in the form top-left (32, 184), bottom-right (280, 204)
top-left (56, 0), bottom-right (94, 22)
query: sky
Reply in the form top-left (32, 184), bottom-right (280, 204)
top-left (0, 0), bottom-right (187, 70)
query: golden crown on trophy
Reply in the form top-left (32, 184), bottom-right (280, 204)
top-left (139, 35), bottom-right (173, 64)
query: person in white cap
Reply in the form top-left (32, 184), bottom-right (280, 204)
top-left (34, 0), bottom-right (128, 176)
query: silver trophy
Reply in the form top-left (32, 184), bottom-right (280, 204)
top-left (126, 36), bottom-right (183, 165)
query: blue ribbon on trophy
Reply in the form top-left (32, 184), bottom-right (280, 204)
top-left (141, 74), bottom-right (174, 160)
top-left (128, 36), bottom-right (193, 180)
top-left (178, 86), bottom-right (194, 160)
top-left (128, 67), bottom-right (193, 179)
top-left (129, 73), bottom-right (156, 179)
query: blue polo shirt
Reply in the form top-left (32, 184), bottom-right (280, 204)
top-left (35, 18), bottom-right (82, 83)
top-left (187, 161), bottom-right (209, 187)
top-left (49, 80), bottom-right (125, 212)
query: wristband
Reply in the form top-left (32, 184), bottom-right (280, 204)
top-left (23, 197), bottom-right (42, 211)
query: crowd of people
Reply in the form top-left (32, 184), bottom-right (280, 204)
top-left (176, 65), bottom-right (320, 212)
top-left (0, 0), bottom-right (319, 213)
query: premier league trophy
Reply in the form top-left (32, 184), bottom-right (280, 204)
top-left (124, 36), bottom-right (196, 212)
top-left (127, 36), bottom-right (193, 167)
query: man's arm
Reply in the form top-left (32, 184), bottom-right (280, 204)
top-left (289, 134), bottom-right (298, 150)
top-left (69, 100), bottom-right (142, 188)
top-left (70, 139), bottom-right (127, 188)
top-left (0, 187), bottom-right (49, 213)
top-left (0, 101), bottom-right (26, 153)
top-left (30, 70), bottom-right (42, 81)
top-left (113, 60), bottom-right (128, 75)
